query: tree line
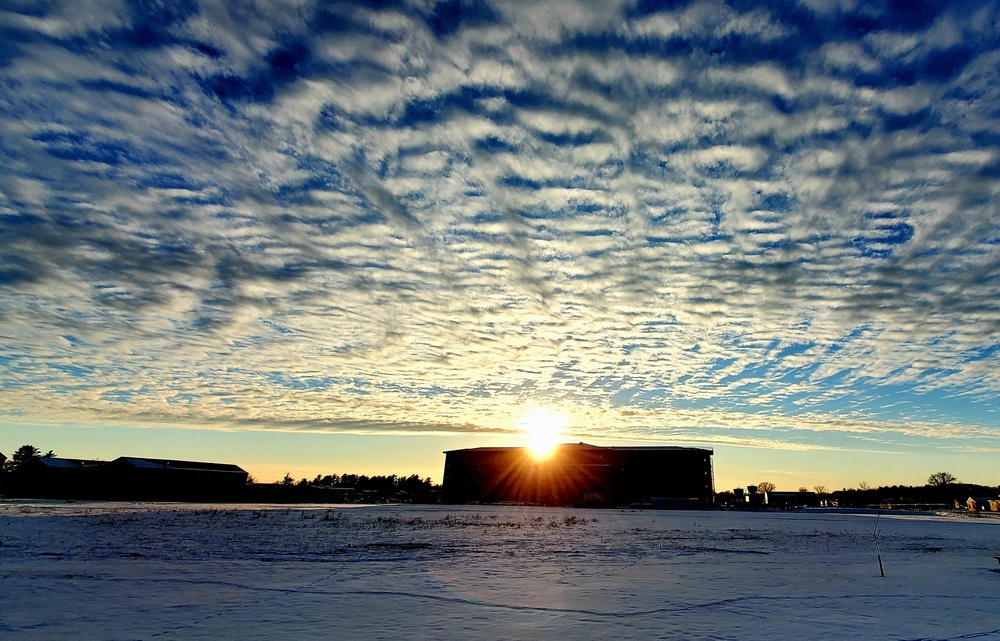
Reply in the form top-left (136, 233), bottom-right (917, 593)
top-left (238, 471), bottom-right (440, 504)
top-left (737, 472), bottom-right (998, 509)
top-left (277, 472), bottom-right (439, 501)
top-left (751, 472), bottom-right (965, 496)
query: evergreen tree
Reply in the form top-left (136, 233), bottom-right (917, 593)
top-left (11, 444), bottom-right (41, 467)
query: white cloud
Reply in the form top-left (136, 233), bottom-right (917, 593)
top-left (1, 0), bottom-right (999, 454)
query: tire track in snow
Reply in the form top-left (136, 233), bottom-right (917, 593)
top-left (897, 630), bottom-right (1000, 641)
top-left (148, 566), bottom-right (345, 638)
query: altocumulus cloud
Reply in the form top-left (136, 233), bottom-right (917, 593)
top-left (1, 0), bottom-right (1000, 452)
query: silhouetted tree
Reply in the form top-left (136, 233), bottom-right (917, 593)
top-left (281, 473), bottom-right (295, 486)
top-left (313, 474), bottom-right (340, 486)
top-left (757, 481), bottom-right (776, 493)
top-left (814, 485), bottom-right (827, 495)
top-left (299, 471), bottom-right (438, 502)
top-left (11, 444), bottom-right (41, 467)
top-left (398, 474), bottom-right (433, 497)
top-left (927, 472), bottom-right (957, 486)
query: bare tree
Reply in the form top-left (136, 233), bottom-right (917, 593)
top-left (757, 481), bottom-right (777, 493)
top-left (927, 472), bottom-right (957, 486)
top-left (814, 485), bottom-right (827, 495)
top-left (870, 511), bottom-right (885, 578)
top-left (858, 481), bottom-right (871, 491)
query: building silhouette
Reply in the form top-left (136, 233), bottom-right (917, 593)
top-left (442, 443), bottom-right (714, 507)
top-left (6, 456), bottom-right (248, 501)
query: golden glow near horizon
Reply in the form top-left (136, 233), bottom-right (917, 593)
top-left (6, 2), bottom-right (1000, 498)
top-left (517, 408), bottom-right (571, 459)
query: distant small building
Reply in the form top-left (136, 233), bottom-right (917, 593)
top-left (967, 497), bottom-right (1000, 513)
top-left (442, 443), bottom-right (714, 508)
top-left (764, 491), bottom-right (821, 508)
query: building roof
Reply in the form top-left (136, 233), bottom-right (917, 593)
top-left (17, 457), bottom-right (107, 469)
top-left (444, 442), bottom-right (713, 454)
top-left (607, 445), bottom-right (714, 453)
top-left (111, 457), bottom-right (247, 473)
top-left (12, 455), bottom-right (245, 474)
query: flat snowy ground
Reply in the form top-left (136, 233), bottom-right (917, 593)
top-left (1, 502), bottom-right (998, 640)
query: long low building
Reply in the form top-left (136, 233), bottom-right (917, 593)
top-left (5, 456), bottom-right (248, 501)
top-left (442, 443), bottom-right (714, 508)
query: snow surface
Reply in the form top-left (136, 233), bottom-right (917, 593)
top-left (1, 502), bottom-right (998, 640)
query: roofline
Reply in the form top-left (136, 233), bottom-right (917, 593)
top-left (15, 456), bottom-right (246, 472)
top-left (444, 443), bottom-right (713, 454)
top-left (18, 457), bottom-right (108, 467)
top-left (113, 457), bottom-right (247, 472)
top-left (115, 456), bottom-right (243, 465)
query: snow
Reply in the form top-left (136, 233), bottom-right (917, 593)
top-left (1, 502), bottom-right (998, 640)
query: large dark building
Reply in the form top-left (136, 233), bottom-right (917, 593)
top-left (5, 456), bottom-right (248, 501)
top-left (442, 443), bottom-right (714, 507)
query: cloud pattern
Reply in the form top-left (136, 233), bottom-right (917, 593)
top-left (2, 0), bottom-right (1000, 453)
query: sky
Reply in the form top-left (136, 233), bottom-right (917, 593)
top-left (2, 0), bottom-right (1000, 492)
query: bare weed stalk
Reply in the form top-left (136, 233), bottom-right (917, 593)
top-left (870, 510), bottom-right (885, 578)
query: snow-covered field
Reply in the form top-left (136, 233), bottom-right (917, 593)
top-left (1, 502), bottom-right (998, 640)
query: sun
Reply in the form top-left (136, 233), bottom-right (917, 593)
top-left (516, 408), bottom-right (570, 459)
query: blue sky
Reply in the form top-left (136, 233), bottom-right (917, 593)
top-left (2, 0), bottom-right (999, 489)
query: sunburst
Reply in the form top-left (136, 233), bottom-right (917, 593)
top-left (516, 408), bottom-right (570, 459)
